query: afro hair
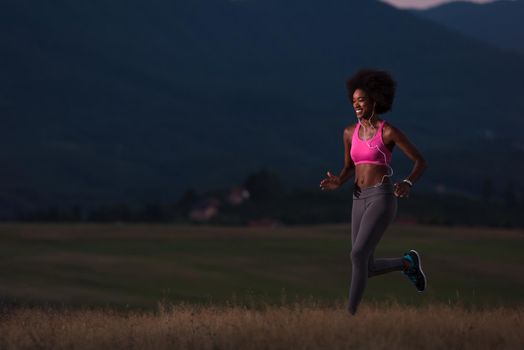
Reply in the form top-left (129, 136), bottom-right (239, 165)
top-left (346, 69), bottom-right (396, 114)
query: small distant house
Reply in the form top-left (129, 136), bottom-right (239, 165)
top-left (227, 187), bottom-right (250, 205)
top-left (189, 198), bottom-right (220, 221)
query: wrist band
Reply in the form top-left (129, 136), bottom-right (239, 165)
top-left (402, 179), bottom-right (413, 187)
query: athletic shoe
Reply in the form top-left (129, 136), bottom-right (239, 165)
top-left (402, 250), bottom-right (427, 292)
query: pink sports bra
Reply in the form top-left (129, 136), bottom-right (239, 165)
top-left (350, 120), bottom-right (392, 166)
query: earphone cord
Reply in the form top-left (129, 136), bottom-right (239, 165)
top-left (358, 114), bottom-right (394, 187)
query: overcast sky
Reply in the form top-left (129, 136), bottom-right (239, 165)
top-left (380, 0), bottom-right (498, 9)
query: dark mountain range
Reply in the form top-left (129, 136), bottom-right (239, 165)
top-left (1, 0), bottom-right (524, 215)
top-left (414, 0), bottom-right (524, 53)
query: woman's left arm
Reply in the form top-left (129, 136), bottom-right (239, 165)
top-left (384, 124), bottom-right (428, 198)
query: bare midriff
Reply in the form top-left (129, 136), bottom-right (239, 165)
top-left (354, 164), bottom-right (391, 189)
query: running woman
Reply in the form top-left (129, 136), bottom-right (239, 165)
top-left (319, 69), bottom-right (428, 315)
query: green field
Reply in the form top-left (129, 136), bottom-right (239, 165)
top-left (1, 223), bottom-right (523, 310)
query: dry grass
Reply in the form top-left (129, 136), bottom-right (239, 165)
top-left (0, 302), bottom-right (522, 350)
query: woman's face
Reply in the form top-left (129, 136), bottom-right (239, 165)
top-left (352, 89), bottom-right (374, 119)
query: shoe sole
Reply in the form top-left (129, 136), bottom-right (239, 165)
top-left (409, 249), bottom-right (427, 292)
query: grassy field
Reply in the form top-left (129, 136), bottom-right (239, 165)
top-left (0, 223), bottom-right (523, 309)
top-left (1, 303), bottom-right (522, 349)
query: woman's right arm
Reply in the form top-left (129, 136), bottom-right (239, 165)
top-left (337, 126), bottom-right (356, 185)
top-left (320, 126), bottom-right (356, 190)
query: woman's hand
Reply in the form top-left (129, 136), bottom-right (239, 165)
top-left (394, 181), bottom-right (411, 198)
top-left (320, 171), bottom-right (341, 191)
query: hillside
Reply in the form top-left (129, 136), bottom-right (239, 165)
top-left (2, 0), bottom-right (524, 213)
top-left (414, 0), bottom-right (524, 53)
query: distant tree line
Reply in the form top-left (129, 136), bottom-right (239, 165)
top-left (8, 171), bottom-right (524, 228)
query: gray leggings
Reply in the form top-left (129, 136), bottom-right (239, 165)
top-left (349, 182), bottom-right (403, 314)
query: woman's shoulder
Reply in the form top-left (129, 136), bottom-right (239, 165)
top-left (381, 119), bottom-right (398, 134)
top-left (382, 120), bottom-right (400, 132)
top-left (343, 123), bottom-right (358, 140)
top-left (344, 122), bottom-right (358, 134)
top-left (381, 120), bottom-right (407, 142)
